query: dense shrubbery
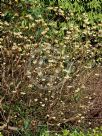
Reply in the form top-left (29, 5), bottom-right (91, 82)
top-left (0, 0), bottom-right (102, 135)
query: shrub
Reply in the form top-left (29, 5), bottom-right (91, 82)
top-left (0, 0), bottom-right (102, 135)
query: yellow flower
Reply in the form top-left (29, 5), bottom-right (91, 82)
top-left (15, 0), bottom-right (18, 3)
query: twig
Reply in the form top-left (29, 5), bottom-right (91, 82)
top-left (0, 124), bottom-right (18, 131)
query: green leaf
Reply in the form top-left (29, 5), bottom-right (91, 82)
top-left (24, 119), bottom-right (30, 129)
top-left (0, 132), bottom-right (3, 136)
top-left (63, 129), bottom-right (69, 136)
